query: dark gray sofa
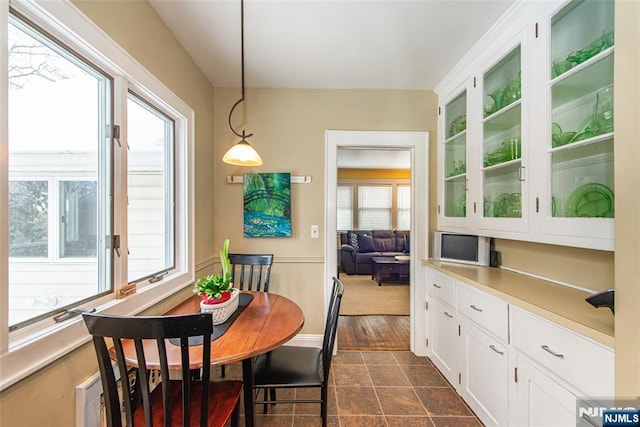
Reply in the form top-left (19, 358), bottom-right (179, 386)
top-left (339, 230), bottom-right (409, 275)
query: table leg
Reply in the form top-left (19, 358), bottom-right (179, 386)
top-left (242, 358), bottom-right (255, 427)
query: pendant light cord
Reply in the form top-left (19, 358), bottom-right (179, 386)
top-left (228, 0), bottom-right (252, 140)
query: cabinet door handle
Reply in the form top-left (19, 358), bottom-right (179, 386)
top-left (489, 344), bottom-right (504, 355)
top-left (432, 283), bottom-right (442, 289)
top-left (444, 311), bottom-right (453, 318)
top-left (470, 304), bottom-right (483, 312)
top-left (518, 165), bottom-right (526, 182)
top-left (541, 345), bottom-right (564, 359)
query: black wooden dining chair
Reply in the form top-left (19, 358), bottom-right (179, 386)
top-left (228, 253), bottom-right (274, 292)
top-left (219, 253), bottom-right (274, 378)
top-left (252, 277), bottom-right (344, 427)
top-left (83, 312), bottom-right (243, 427)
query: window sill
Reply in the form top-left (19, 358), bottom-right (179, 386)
top-left (0, 270), bottom-right (193, 391)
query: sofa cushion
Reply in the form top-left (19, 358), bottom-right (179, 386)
top-left (357, 234), bottom-right (376, 253)
top-left (375, 236), bottom-right (397, 252)
top-left (371, 230), bottom-right (395, 252)
top-left (349, 232), bottom-right (360, 251)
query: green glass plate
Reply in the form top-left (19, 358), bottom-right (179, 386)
top-left (565, 184), bottom-right (614, 218)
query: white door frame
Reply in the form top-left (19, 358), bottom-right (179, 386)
top-left (324, 130), bottom-right (429, 356)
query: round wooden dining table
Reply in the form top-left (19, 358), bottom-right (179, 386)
top-left (116, 291), bottom-right (304, 427)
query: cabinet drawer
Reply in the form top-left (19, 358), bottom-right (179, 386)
top-left (512, 307), bottom-right (614, 398)
top-left (427, 269), bottom-right (455, 306)
top-left (457, 283), bottom-right (509, 343)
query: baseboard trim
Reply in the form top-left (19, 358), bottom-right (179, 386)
top-left (285, 334), bottom-right (322, 348)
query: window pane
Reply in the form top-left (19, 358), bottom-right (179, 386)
top-left (397, 185), bottom-right (411, 230)
top-left (8, 180), bottom-right (49, 257)
top-left (8, 15), bottom-right (111, 327)
top-left (59, 181), bottom-right (97, 257)
top-left (358, 185), bottom-right (392, 229)
top-left (336, 185), bottom-right (353, 230)
top-left (127, 93), bottom-right (175, 282)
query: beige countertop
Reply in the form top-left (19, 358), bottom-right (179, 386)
top-left (423, 260), bottom-right (615, 348)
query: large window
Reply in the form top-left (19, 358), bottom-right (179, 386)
top-left (337, 181), bottom-right (410, 230)
top-left (8, 14), bottom-right (111, 327)
top-left (127, 93), bottom-right (175, 283)
top-left (1, 1), bottom-right (193, 385)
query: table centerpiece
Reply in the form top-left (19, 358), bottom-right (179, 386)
top-left (193, 238), bottom-right (239, 324)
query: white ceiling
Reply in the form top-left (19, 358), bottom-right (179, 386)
top-left (150, 0), bottom-right (516, 90)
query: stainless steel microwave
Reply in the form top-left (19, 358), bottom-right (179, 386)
top-left (433, 231), bottom-right (490, 266)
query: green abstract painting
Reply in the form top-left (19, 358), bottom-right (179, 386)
top-left (243, 173), bottom-right (291, 237)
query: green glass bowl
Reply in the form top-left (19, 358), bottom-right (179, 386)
top-left (552, 131), bottom-right (577, 148)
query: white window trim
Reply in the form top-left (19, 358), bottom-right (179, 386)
top-left (0, 0), bottom-right (195, 391)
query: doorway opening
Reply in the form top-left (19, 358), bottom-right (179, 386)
top-left (324, 130), bottom-right (429, 356)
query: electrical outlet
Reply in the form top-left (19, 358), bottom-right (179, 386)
top-left (311, 225), bottom-right (319, 238)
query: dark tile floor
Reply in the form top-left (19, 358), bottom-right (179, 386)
top-left (217, 351), bottom-right (483, 426)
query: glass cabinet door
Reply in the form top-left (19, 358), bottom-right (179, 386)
top-left (535, 0), bottom-right (615, 249)
top-left (549, 0), bottom-right (614, 221)
top-left (442, 90), bottom-right (468, 219)
top-left (481, 45), bottom-right (524, 224)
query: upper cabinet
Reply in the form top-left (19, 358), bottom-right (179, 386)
top-left (478, 33), bottom-right (529, 234)
top-left (532, 0), bottom-right (614, 248)
top-left (438, 81), bottom-right (470, 229)
top-left (435, 0), bottom-right (615, 251)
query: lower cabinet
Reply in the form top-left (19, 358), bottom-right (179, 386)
top-left (427, 295), bottom-right (458, 387)
top-left (512, 355), bottom-right (579, 427)
top-left (425, 267), bottom-right (614, 427)
top-left (459, 319), bottom-right (510, 427)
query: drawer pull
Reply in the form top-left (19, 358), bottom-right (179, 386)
top-left (444, 311), bottom-right (453, 318)
top-left (432, 283), bottom-right (442, 289)
top-left (489, 344), bottom-right (504, 355)
top-left (541, 345), bottom-right (564, 359)
top-left (470, 304), bottom-right (483, 312)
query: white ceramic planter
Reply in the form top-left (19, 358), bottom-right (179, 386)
top-left (200, 288), bottom-right (240, 325)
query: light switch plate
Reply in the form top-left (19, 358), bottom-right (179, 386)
top-left (311, 225), bottom-right (319, 238)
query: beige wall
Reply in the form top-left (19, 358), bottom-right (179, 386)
top-left (493, 239), bottom-right (614, 292)
top-left (0, 1), bottom-right (216, 425)
top-left (213, 87), bottom-right (436, 334)
top-left (613, 0), bottom-right (640, 400)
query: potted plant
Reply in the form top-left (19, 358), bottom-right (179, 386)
top-left (193, 239), bottom-right (239, 324)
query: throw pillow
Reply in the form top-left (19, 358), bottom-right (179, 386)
top-left (404, 235), bottom-right (410, 253)
top-left (357, 234), bottom-right (376, 253)
top-left (349, 232), bottom-right (360, 251)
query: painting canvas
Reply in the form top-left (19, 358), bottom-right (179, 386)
top-left (243, 173), bottom-right (291, 237)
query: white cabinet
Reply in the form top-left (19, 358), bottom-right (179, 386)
top-left (530, 0), bottom-right (615, 250)
top-left (511, 306), bottom-right (614, 400)
top-left (435, 0), bottom-right (615, 250)
top-left (457, 281), bottom-right (509, 343)
top-left (437, 80), bottom-right (471, 230)
top-left (476, 29), bottom-right (530, 235)
top-left (425, 267), bottom-right (614, 427)
top-left (459, 319), bottom-right (510, 426)
top-left (512, 355), bottom-right (579, 427)
top-left (427, 295), bottom-right (458, 387)
top-left (426, 268), bottom-right (458, 386)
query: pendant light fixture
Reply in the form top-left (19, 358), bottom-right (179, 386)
top-left (223, 0), bottom-right (263, 166)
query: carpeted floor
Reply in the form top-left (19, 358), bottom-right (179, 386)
top-left (339, 274), bottom-right (410, 316)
